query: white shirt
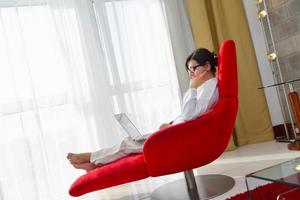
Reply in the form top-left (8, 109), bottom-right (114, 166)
top-left (172, 77), bottom-right (219, 124)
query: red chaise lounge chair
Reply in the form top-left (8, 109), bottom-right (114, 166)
top-left (69, 40), bottom-right (238, 200)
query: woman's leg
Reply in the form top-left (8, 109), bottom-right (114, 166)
top-left (67, 137), bottom-right (145, 171)
top-left (90, 137), bottom-right (145, 166)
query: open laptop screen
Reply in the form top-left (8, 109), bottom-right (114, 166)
top-left (114, 113), bottom-right (142, 140)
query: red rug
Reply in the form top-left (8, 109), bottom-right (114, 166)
top-left (227, 182), bottom-right (300, 200)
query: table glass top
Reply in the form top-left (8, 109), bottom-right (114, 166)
top-left (247, 157), bottom-right (300, 187)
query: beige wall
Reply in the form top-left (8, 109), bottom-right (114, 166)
top-left (186, 0), bottom-right (274, 147)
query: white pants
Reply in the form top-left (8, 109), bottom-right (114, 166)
top-left (90, 137), bottom-right (146, 166)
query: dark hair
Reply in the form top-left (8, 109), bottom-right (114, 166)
top-left (185, 48), bottom-right (218, 73)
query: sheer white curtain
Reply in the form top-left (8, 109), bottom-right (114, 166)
top-left (0, 0), bottom-right (119, 199)
top-left (162, 0), bottom-right (196, 94)
top-left (93, 0), bottom-right (195, 134)
top-left (0, 0), bottom-right (194, 199)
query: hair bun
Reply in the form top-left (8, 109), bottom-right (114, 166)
top-left (212, 51), bottom-right (218, 66)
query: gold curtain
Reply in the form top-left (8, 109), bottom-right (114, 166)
top-left (186, 0), bottom-right (274, 149)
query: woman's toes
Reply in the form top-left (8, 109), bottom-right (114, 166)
top-left (67, 153), bottom-right (74, 160)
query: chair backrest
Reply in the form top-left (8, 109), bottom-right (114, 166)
top-left (217, 40), bottom-right (238, 98)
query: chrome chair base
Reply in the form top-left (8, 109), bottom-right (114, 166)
top-left (150, 174), bottom-right (235, 200)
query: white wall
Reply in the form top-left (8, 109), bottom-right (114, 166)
top-left (242, 0), bottom-right (284, 126)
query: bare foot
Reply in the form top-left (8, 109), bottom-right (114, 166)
top-left (67, 152), bottom-right (91, 164)
top-left (72, 162), bottom-right (97, 172)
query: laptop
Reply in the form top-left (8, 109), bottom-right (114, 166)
top-left (114, 113), bottom-right (148, 141)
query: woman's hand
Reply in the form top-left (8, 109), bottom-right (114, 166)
top-left (189, 70), bottom-right (208, 89)
top-left (159, 123), bottom-right (172, 130)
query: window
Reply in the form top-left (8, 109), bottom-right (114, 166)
top-left (0, 4), bottom-right (92, 140)
top-left (0, 1), bottom-right (186, 199)
top-left (0, 5), bottom-right (92, 198)
top-left (94, 0), bottom-right (182, 133)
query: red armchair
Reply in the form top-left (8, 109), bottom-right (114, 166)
top-left (69, 40), bottom-right (238, 199)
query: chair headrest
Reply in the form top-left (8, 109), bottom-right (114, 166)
top-left (217, 40), bottom-right (238, 98)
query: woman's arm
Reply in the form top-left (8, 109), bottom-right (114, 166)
top-left (181, 78), bottom-right (218, 121)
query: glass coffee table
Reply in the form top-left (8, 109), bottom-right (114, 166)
top-left (246, 157), bottom-right (300, 199)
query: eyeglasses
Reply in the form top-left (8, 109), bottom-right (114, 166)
top-left (187, 64), bottom-right (203, 74)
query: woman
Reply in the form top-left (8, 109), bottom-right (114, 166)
top-left (67, 48), bottom-right (219, 171)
